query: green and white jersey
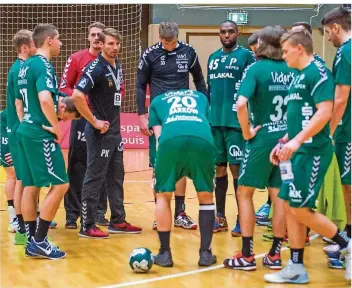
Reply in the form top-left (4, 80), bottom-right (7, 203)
top-left (287, 60), bottom-right (335, 153)
top-left (149, 89), bottom-right (213, 145)
top-left (333, 38), bottom-right (351, 143)
top-left (207, 46), bottom-right (255, 128)
top-left (238, 59), bottom-right (295, 147)
top-left (17, 55), bottom-right (59, 139)
top-left (6, 58), bottom-right (24, 133)
top-left (0, 109), bottom-right (9, 143)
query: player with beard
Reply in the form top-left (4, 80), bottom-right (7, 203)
top-left (207, 20), bottom-right (255, 236)
top-left (60, 22), bottom-right (110, 229)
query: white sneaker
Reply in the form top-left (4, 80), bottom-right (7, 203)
top-left (341, 241), bottom-right (351, 281)
top-left (323, 244), bottom-right (340, 254)
top-left (8, 218), bottom-right (18, 233)
top-left (264, 260), bottom-right (309, 284)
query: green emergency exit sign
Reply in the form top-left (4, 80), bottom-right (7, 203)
top-left (228, 12), bottom-right (248, 25)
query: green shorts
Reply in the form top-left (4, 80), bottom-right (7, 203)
top-left (0, 132), bottom-right (12, 168)
top-left (238, 145), bottom-right (281, 189)
top-left (8, 131), bottom-right (21, 179)
top-left (154, 136), bottom-right (216, 193)
top-left (335, 142), bottom-right (351, 185)
top-left (149, 134), bottom-right (156, 168)
top-left (212, 127), bottom-right (245, 166)
top-left (279, 145), bottom-right (333, 208)
top-left (17, 133), bottom-right (68, 188)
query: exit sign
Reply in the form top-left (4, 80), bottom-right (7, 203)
top-left (228, 12), bottom-right (248, 25)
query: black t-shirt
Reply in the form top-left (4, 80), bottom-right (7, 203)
top-left (76, 53), bottom-right (123, 139)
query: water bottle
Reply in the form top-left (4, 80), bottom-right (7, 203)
top-left (278, 141), bottom-right (294, 184)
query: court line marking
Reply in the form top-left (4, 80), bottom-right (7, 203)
top-left (98, 233), bottom-right (320, 288)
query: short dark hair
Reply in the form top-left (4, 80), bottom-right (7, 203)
top-left (321, 7), bottom-right (351, 31)
top-left (248, 32), bottom-right (259, 46)
top-left (256, 25), bottom-right (286, 60)
top-left (292, 22), bottom-right (312, 34)
top-left (62, 97), bottom-right (81, 118)
top-left (281, 30), bottom-right (313, 55)
top-left (98, 28), bottom-right (122, 43)
top-left (159, 21), bottom-right (179, 40)
top-left (13, 29), bottom-right (32, 53)
top-left (88, 22), bottom-right (105, 33)
top-left (221, 20), bottom-right (239, 32)
top-left (32, 24), bottom-right (58, 48)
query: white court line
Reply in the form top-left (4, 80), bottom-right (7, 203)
top-left (98, 233), bottom-right (320, 288)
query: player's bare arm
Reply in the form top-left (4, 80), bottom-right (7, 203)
top-left (330, 84), bottom-right (351, 136)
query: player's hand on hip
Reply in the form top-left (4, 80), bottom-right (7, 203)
top-left (278, 139), bottom-right (301, 161)
top-left (4, 153), bottom-right (13, 165)
top-left (243, 125), bottom-right (261, 141)
top-left (138, 114), bottom-right (152, 136)
top-left (94, 119), bottom-right (110, 134)
top-left (42, 124), bottom-right (62, 143)
top-left (270, 143), bottom-right (281, 166)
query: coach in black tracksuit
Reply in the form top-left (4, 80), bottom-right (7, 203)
top-left (72, 28), bottom-right (141, 238)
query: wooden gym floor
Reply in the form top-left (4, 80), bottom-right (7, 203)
top-left (0, 149), bottom-right (349, 288)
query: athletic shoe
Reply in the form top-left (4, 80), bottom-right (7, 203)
top-left (323, 237), bottom-right (336, 245)
top-left (213, 213), bottom-right (228, 233)
top-left (255, 203), bottom-right (270, 219)
top-left (263, 253), bottom-right (282, 270)
top-left (153, 249), bottom-right (174, 267)
top-left (264, 259), bottom-right (309, 284)
top-left (152, 221), bottom-right (157, 230)
top-left (174, 213), bottom-right (197, 230)
top-left (340, 241), bottom-right (351, 281)
top-left (8, 217), bottom-right (18, 233)
top-left (65, 219), bottom-right (78, 229)
top-left (267, 222), bottom-right (273, 231)
top-left (231, 217), bottom-right (241, 237)
top-left (256, 216), bottom-right (271, 226)
top-left (328, 258), bottom-right (345, 269)
top-left (223, 252), bottom-right (256, 271)
top-left (49, 221), bottom-right (57, 229)
top-left (262, 232), bottom-right (274, 242)
top-left (79, 226), bottom-right (109, 239)
top-left (25, 237), bottom-right (65, 260)
top-left (108, 222), bottom-right (142, 234)
top-left (14, 232), bottom-right (27, 245)
top-left (326, 250), bottom-right (342, 260)
top-left (198, 249), bottom-right (217, 266)
top-left (95, 215), bottom-right (109, 226)
top-left (323, 244), bottom-right (340, 254)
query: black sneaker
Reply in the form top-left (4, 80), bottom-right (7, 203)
top-left (65, 219), bottom-right (77, 229)
top-left (198, 249), bottom-right (217, 266)
top-left (153, 249), bottom-right (174, 267)
top-left (95, 215), bottom-right (109, 226)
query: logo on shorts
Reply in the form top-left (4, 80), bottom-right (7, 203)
top-left (229, 145), bottom-right (242, 158)
top-left (289, 182), bottom-right (302, 202)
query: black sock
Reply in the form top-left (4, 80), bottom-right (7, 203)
top-left (175, 196), bottom-right (185, 217)
top-left (233, 178), bottom-right (239, 220)
top-left (269, 237), bottom-right (283, 256)
top-left (34, 218), bottom-right (51, 243)
top-left (266, 194), bottom-right (272, 206)
top-left (290, 248), bottom-right (304, 264)
top-left (154, 198), bottom-right (157, 204)
top-left (242, 236), bottom-right (254, 257)
top-left (16, 214), bottom-right (26, 234)
top-left (7, 200), bottom-right (14, 207)
top-left (158, 231), bottom-right (171, 253)
top-left (345, 224), bottom-right (351, 238)
top-left (215, 175), bottom-right (228, 216)
top-left (332, 229), bottom-right (350, 250)
top-left (199, 204), bottom-right (215, 251)
top-left (306, 227), bottom-right (310, 237)
top-left (25, 221), bottom-right (37, 240)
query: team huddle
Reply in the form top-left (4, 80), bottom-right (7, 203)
top-left (0, 5), bottom-right (351, 285)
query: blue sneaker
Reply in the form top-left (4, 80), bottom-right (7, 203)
top-left (231, 217), bottom-right (241, 237)
top-left (25, 237), bottom-right (65, 260)
top-left (256, 216), bottom-right (271, 226)
top-left (328, 258), bottom-right (345, 269)
top-left (255, 203), bottom-right (270, 219)
top-left (49, 221), bottom-right (57, 229)
top-left (326, 251), bottom-right (342, 260)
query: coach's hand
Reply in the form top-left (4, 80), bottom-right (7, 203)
top-left (94, 119), bottom-right (110, 134)
top-left (270, 143), bottom-right (281, 166)
top-left (4, 153), bottom-right (13, 165)
top-left (138, 114), bottom-right (152, 136)
top-left (42, 124), bottom-right (62, 143)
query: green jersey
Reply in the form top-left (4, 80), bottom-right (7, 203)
top-left (287, 60), bottom-right (334, 153)
top-left (17, 55), bottom-right (59, 139)
top-left (207, 46), bottom-right (255, 128)
top-left (1, 109), bottom-right (8, 140)
top-left (149, 89), bottom-right (213, 145)
top-left (333, 38), bottom-right (351, 143)
top-left (6, 58), bottom-right (24, 132)
top-left (313, 53), bottom-right (325, 66)
top-left (238, 59), bottom-right (295, 147)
